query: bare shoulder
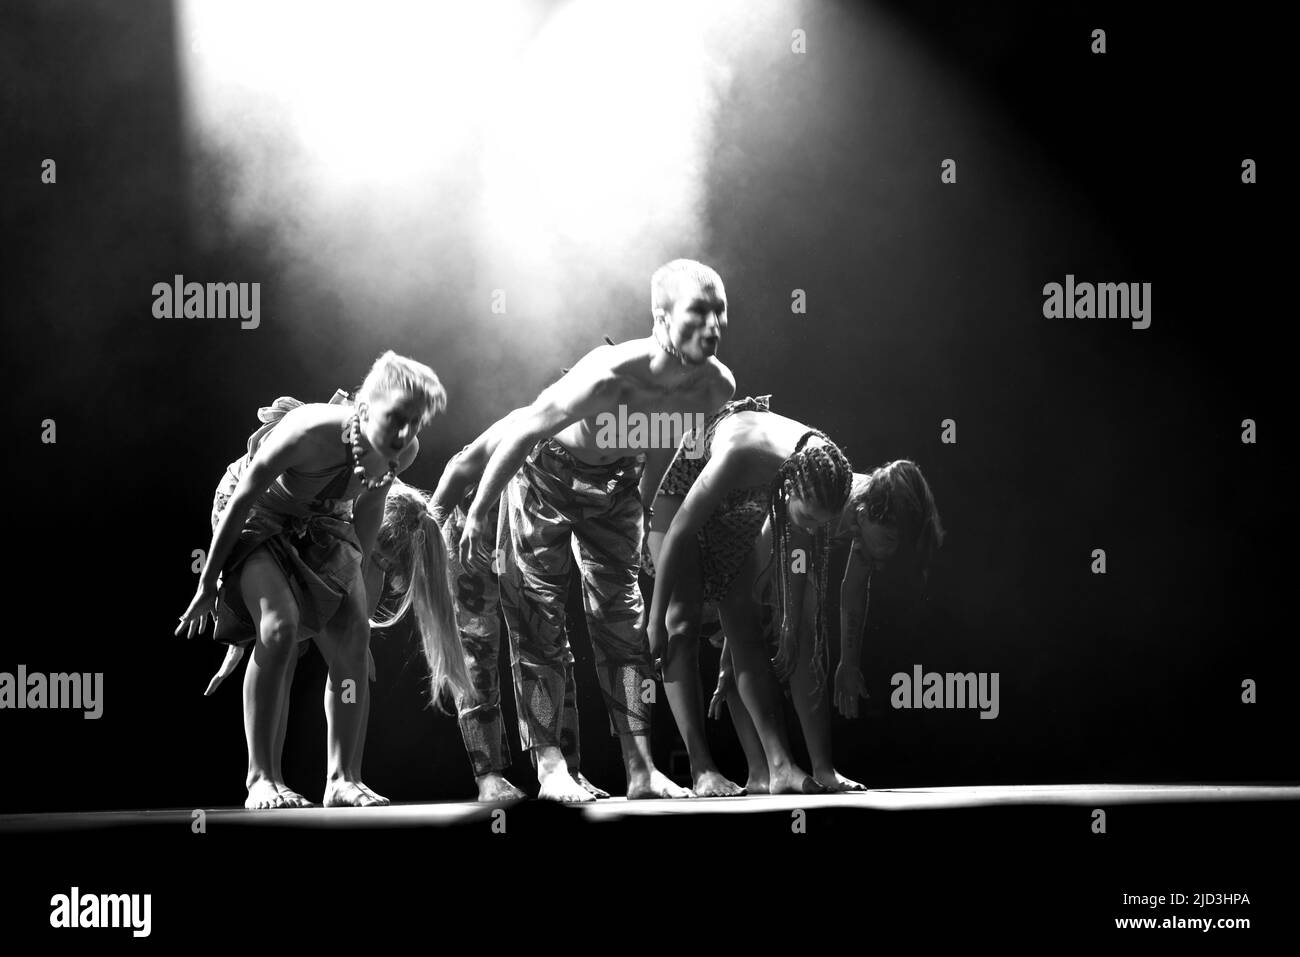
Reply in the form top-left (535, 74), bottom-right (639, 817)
top-left (275, 403), bottom-right (348, 456)
top-left (701, 358), bottom-right (736, 405)
top-left (549, 344), bottom-right (626, 403)
top-left (241, 402), bottom-right (345, 473)
top-left (708, 414), bottom-right (764, 467)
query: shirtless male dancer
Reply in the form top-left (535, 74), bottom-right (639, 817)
top-left (461, 259), bottom-right (735, 801)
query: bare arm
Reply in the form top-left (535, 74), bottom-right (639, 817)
top-left (431, 408), bottom-right (528, 516)
top-left (470, 368), bottom-right (619, 520)
top-left (647, 445), bottom-right (751, 664)
top-left (638, 446), bottom-right (675, 518)
top-left (834, 544), bottom-right (873, 718)
top-left (839, 546), bottom-right (871, 670)
top-left (460, 358), bottom-right (621, 568)
top-left (179, 407), bottom-right (326, 637)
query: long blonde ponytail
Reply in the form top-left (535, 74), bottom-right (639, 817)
top-left (371, 481), bottom-right (475, 712)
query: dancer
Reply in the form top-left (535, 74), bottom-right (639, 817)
top-left (461, 259), bottom-right (735, 801)
top-left (696, 459), bottom-right (944, 790)
top-left (829, 461), bottom-right (945, 720)
top-left (645, 396), bottom-right (855, 795)
top-left (177, 352), bottom-right (470, 809)
top-left (371, 418), bottom-right (609, 800)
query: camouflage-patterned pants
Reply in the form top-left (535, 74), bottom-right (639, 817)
top-left (498, 439), bottom-right (652, 749)
top-left (440, 500), bottom-right (585, 778)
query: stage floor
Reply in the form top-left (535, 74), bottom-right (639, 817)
top-left (2, 782), bottom-right (1295, 832)
top-left (3, 783), bottom-right (1296, 941)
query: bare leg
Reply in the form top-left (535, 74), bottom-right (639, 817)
top-left (536, 745), bottom-right (595, 802)
top-left (318, 582), bottom-right (384, 807)
top-left (238, 548), bottom-right (300, 810)
top-left (623, 733), bottom-right (693, 799)
top-left (786, 580), bottom-right (864, 792)
top-left (351, 562), bottom-right (387, 804)
top-left (271, 647), bottom-right (314, 807)
top-left (349, 652), bottom-right (389, 804)
top-left (662, 626), bottom-right (743, 797)
top-left (650, 498), bottom-right (742, 797)
top-left (719, 552), bottom-right (822, 795)
top-left (725, 682), bottom-right (771, 794)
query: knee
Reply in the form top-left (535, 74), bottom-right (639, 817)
top-left (257, 614), bottom-right (298, 657)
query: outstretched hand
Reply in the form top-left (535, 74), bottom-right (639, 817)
top-left (176, 582), bottom-right (218, 639)
top-left (708, 666), bottom-right (734, 720)
top-left (834, 662), bottom-right (869, 719)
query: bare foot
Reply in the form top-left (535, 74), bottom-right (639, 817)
top-left (323, 780), bottom-right (385, 807)
top-left (627, 769), bottom-right (694, 800)
top-left (692, 769), bottom-right (745, 797)
top-left (575, 773), bottom-right (610, 799)
top-left (245, 777), bottom-right (288, 810)
top-left (769, 765), bottom-right (829, 796)
top-left (537, 767), bottom-right (595, 803)
top-left (275, 784), bottom-right (316, 808)
top-left (815, 769), bottom-right (867, 793)
top-left (355, 782), bottom-right (390, 806)
top-left (476, 773), bottom-right (527, 802)
top-left (744, 775), bottom-right (770, 795)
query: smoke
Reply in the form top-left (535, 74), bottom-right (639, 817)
top-left (180, 0), bottom-right (802, 440)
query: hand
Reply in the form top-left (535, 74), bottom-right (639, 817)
top-left (834, 662), bottom-right (869, 719)
top-left (708, 667), bottom-right (734, 720)
top-left (647, 617), bottom-right (670, 674)
top-left (176, 581), bottom-right (218, 639)
top-left (459, 509), bottom-right (492, 572)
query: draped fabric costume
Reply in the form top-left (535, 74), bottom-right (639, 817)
top-left (209, 398), bottom-right (365, 647)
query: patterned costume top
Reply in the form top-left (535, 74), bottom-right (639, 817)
top-left (209, 398), bottom-right (366, 646)
top-left (650, 395), bottom-right (776, 603)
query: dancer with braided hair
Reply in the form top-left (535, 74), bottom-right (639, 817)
top-left (700, 459), bottom-right (945, 791)
top-left (370, 409), bottom-right (609, 801)
top-left (645, 396), bottom-right (854, 795)
top-left (176, 352), bottom-right (471, 809)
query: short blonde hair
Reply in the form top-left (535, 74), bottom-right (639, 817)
top-left (650, 259), bottom-right (724, 318)
top-left (358, 351), bottom-right (447, 428)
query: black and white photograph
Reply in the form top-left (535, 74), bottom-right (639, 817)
top-left (2, 0), bottom-right (1294, 944)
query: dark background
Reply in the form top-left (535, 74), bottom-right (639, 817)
top-left (2, 0), bottom-right (1290, 814)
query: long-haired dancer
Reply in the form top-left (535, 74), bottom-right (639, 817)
top-left (646, 396), bottom-right (855, 795)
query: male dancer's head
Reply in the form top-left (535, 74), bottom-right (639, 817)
top-left (650, 259), bottom-right (727, 365)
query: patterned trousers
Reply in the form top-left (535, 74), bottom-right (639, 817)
top-left (439, 498), bottom-right (584, 777)
top-left (498, 439), bottom-right (653, 750)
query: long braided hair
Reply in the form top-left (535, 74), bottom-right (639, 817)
top-left (768, 433), bottom-right (854, 689)
top-left (371, 479), bottom-right (473, 713)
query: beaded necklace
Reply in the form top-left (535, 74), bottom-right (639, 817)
top-left (348, 410), bottom-right (397, 489)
